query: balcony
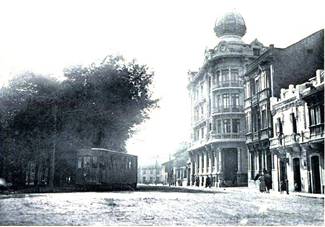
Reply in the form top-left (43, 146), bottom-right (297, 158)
top-left (213, 80), bottom-right (243, 89)
top-left (209, 132), bottom-right (244, 140)
top-left (212, 105), bottom-right (243, 114)
top-left (270, 134), bottom-right (302, 150)
top-left (310, 123), bottom-right (324, 141)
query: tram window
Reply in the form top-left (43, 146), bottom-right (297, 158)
top-left (99, 157), bottom-right (105, 169)
top-left (77, 157), bottom-right (83, 169)
top-left (92, 156), bottom-right (98, 168)
top-left (128, 161), bottom-right (132, 169)
top-left (84, 156), bottom-right (91, 168)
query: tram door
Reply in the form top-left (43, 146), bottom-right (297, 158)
top-left (311, 156), bottom-right (321, 193)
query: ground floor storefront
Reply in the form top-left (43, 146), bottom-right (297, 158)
top-left (188, 142), bottom-right (248, 187)
top-left (248, 138), bottom-right (325, 194)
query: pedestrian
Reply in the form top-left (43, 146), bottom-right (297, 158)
top-left (258, 173), bottom-right (266, 193)
top-left (205, 176), bottom-right (210, 188)
top-left (264, 170), bottom-right (272, 193)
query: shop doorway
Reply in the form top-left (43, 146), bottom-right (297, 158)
top-left (311, 155), bottom-right (321, 193)
top-left (293, 158), bottom-right (301, 192)
top-left (279, 159), bottom-right (287, 192)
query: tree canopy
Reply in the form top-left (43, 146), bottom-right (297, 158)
top-left (0, 56), bottom-right (157, 186)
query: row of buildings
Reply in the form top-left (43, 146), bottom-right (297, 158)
top-left (138, 145), bottom-right (190, 186)
top-left (186, 11), bottom-right (324, 193)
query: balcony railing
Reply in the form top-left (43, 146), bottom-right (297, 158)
top-left (310, 124), bottom-right (324, 140)
top-left (212, 105), bottom-right (243, 113)
top-left (213, 80), bottom-right (243, 88)
top-left (210, 132), bottom-right (244, 140)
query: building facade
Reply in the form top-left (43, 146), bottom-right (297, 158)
top-left (138, 164), bottom-right (162, 184)
top-left (187, 11), bottom-right (266, 187)
top-left (244, 30), bottom-right (324, 189)
top-left (270, 70), bottom-right (324, 193)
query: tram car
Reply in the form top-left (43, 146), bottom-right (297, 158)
top-left (74, 148), bottom-right (138, 190)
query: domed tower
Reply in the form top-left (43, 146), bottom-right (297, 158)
top-left (214, 11), bottom-right (247, 39)
top-left (188, 11), bottom-right (265, 188)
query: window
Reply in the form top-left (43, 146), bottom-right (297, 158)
top-left (310, 108), bottom-right (315, 125)
top-left (100, 158), bottom-right (105, 169)
top-left (223, 119), bottom-right (231, 133)
top-left (217, 120), bottom-right (222, 134)
top-left (84, 156), bottom-right (91, 168)
top-left (231, 69), bottom-right (239, 82)
top-left (215, 94), bottom-right (221, 110)
top-left (310, 105), bottom-right (324, 126)
top-left (290, 113), bottom-right (297, 134)
top-left (252, 110), bottom-right (259, 132)
top-left (255, 77), bottom-right (260, 93)
top-left (216, 71), bottom-right (221, 86)
top-left (77, 157), bottom-right (83, 169)
top-left (246, 112), bottom-right (251, 132)
top-left (232, 93), bottom-right (240, 109)
top-left (143, 177), bottom-right (146, 182)
top-left (92, 156), bottom-right (98, 168)
top-left (253, 48), bottom-right (260, 56)
top-left (261, 109), bottom-right (267, 129)
top-left (201, 127), bottom-right (205, 139)
top-left (276, 118), bottom-right (283, 135)
top-left (315, 106), bottom-right (322, 124)
top-left (222, 69), bottom-right (229, 83)
top-left (261, 71), bottom-right (268, 90)
top-left (245, 83), bottom-right (251, 98)
top-left (223, 94), bottom-right (230, 110)
top-left (232, 119), bottom-right (240, 133)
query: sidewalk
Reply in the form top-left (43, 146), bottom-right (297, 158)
top-left (167, 185), bottom-right (325, 199)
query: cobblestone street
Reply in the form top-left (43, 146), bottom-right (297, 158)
top-left (0, 187), bottom-right (323, 225)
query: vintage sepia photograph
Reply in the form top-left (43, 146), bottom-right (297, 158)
top-left (0, 0), bottom-right (324, 225)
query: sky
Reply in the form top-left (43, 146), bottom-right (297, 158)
top-left (0, 0), bottom-right (324, 166)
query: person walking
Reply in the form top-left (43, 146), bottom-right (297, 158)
top-left (264, 169), bottom-right (272, 193)
top-left (258, 172), bottom-right (266, 193)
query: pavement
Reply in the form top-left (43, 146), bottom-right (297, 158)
top-left (139, 184), bottom-right (325, 199)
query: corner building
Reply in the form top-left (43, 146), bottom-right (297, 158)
top-left (187, 12), bottom-right (266, 187)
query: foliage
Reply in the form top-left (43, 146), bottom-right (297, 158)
top-left (0, 56), bottom-right (157, 186)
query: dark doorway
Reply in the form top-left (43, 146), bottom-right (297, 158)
top-left (224, 148), bottom-right (238, 184)
top-left (293, 158), bottom-right (301, 192)
top-left (311, 156), bottom-right (321, 193)
top-left (279, 159), bottom-right (287, 192)
top-left (250, 152), bottom-right (255, 180)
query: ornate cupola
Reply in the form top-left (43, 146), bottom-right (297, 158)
top-left (214, 11), bottom-right (246, 42)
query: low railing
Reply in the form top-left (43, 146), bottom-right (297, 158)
top-left (210, 133), bottom-right (244, 140)
top-left (213, 80), bottom-right (243, 88)
top-left (212, 105), bottom-right (243, 113)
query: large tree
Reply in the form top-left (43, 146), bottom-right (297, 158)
top-left (0, 56), bottom-right (157, 187)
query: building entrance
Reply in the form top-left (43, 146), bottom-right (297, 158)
top-left (279, 159), bottom-right (287, 192)
top-left (223, 148), bottom-right (238, 184)
top-left (311, 155), bottom-right (321, 193)
top-left (293, 158), bottom-right (301, 192)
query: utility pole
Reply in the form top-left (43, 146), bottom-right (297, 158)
top-left (49, 104), bottom-right (57, 190)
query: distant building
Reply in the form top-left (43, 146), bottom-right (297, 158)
top-left (161, 146), bottom-right (190, 186)
top-left (187, 11), bottom-right (266, 187)
top-left (138, 164), bottom-right (162, 184)
top-left (244, 30), bottom-right (324, 188)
